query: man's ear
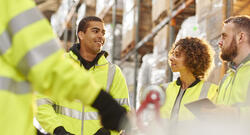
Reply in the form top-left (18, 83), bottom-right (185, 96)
top-left (237, 32), bottom-right (245, 44)
top-left (78, 31), bottom-right (84, 40)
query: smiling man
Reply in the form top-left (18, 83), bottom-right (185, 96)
top-left (36, 16), bottom-right (130, 135)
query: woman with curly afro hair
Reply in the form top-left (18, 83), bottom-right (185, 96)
top-left (160, 37), bottom-right (218, 121)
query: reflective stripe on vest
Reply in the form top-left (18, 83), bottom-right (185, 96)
top-left (106, 63), bottom-right (116, 93)
top-left (8, 7), bottom-right (43, 37)
top-left (199, 82), bottom-right (212, 99)
top-left (17, 39), bottom-right (60, 76)
top-left (36, 98), bottom-right (54, 107)
top-left (0, 7), bottom-right (43, 55)
top-left (36, 98), bottom-right (129, 120)
top-left (0, 30), bottom-right (11, 55)
top-left (116, 98), bottom-right (130, 106)
top-left (0, 76), bottom-right (31, 94)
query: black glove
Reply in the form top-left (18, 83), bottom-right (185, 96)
top-left (53, 126), bottom-right (74, 135)
top-left (92, 90), bottom-right (128, 131)
top-left (94, 128), bottom-right (111, 135)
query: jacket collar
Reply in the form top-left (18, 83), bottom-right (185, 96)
top-left (69, 43), bottom-right (109, 70)
top-left (176, 77), bottom-right (200, 88)
top-left (228, 54), bottom-right (250, 72)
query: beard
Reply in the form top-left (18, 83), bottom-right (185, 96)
top-left (220, 36), bottom-right (238, 62)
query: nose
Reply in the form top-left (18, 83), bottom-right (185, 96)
top-left (169, 55), bottom-right (174, 62)
top-left (218, 40), bottom-right (223, 47)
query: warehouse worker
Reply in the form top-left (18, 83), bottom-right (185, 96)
top-left (160, 37), bottom-right (218, 121)
top-left (207, 15), bottom-right (250, 120)
top-left (0, 0), bottom-right (128, 135)
top-left (36, 16), bottom-right (130, 135)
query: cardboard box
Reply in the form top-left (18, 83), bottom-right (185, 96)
top-left (152, 0), bottom-right (170, 23)
top-left (153, 25), bottom-right (169, 55)
top-left (196, 0), bottom-right (212, 22)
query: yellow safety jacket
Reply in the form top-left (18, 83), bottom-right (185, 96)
top-left (160, 78), bottom-right (218, 121)
top-left (36, 50), bottom-right (130, 135)
top-left (216, 55), bottom-right (250, 118)
top-left (0, 0), bottom-right (101, 134)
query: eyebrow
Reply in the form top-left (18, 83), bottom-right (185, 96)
top-left (91, 27), bottom-right (100, 31)
top-left (91, 27), bottom-right (106, 33)
top-left (221, 32), bottom-right (226, 36)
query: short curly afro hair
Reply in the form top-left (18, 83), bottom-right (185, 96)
top-left (169, 37), bottom-right (214, 80)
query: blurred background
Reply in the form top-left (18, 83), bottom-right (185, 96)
top-left (35, 0), bottom-right (250, 109)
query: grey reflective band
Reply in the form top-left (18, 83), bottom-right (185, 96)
top-left (116, 98), bottom-right (130, 106)
top-left (199, 82), bottom-right (211, 99)
top-left (81, 106), bottom-right (84, 135)
top-left (0, 76), bottom-right (31, 94)
top-left (106, 63), bottom-right (116, 93)
top-left (0, 30), bottom-right (11, 55)
top-left (84, 111), bottom-right (99, 120)
top-left (36, 98), bottom-right (54, 107)
top-left (37, 100), bottom-right (100, 120)
top-left (17, 39), bottom-right (60, 76)
top-left (55, 105), bottom-right (83, 120)
top-left (8, 7), bottom-right (44, 37)
top-left (56, 105), bottom-right (99, 120)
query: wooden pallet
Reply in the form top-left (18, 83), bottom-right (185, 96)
top-left (121, 41), bottom-right (135, 58)
top-left (153, 9), bottom-right (168, 27)
top-left (173, 0), bottom-right (187, 10)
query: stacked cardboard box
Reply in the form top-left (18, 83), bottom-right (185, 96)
top-left (152, 0), bottom-right (170, 26)
top-left (196, 0), bottom-right (225, 41)
top-left (121, 0), bottom-right (153, 57)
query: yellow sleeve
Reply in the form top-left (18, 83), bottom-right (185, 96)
top-left (35, 93), bottom-right (63, 134)
top-left (1, 0), bottom-right (101, 106)
top-left (207, 83), bottom-right (218, 103)
top-left (109, 65), bottom-right (131, 111)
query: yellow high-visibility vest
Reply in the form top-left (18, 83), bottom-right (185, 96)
top-left (36, 51), bottom-right (130, 135)
top-left (0, 0), bottom-right (101, 134)
top-left (160, 79), bottom-right (218, 121)
top-left (217, 55), bottom-right (250, 118)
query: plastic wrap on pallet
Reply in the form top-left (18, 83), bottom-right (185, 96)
top-left (206, 0), bottom-right (224, 41)
top-left (196, 0), bottom-right (224, 41)
top-left (136, 54), bottom-right (154, 109)
top-left (150, 52), bottom-right (168, 85)
top-left (120, 62), bottom-right (135, 108)
top-left (196, 0), bottom-right (211, 23)
top-left (175, 16), bottom-right (205, 42)
top-left (51, 0), bottom-right (80, 36)
top-left (136, 52), bottom-right (168, 109)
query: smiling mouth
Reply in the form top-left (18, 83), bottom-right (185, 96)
top-left (95, 41), bottom-right (104, 46)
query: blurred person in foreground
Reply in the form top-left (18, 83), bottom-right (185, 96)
top-left (205, 15), bottom-right (250, 121)
top-left (0, 0), bottom-right (127, 134)
top-left (160, 37), bottom-right (218, 121)
top-left (36, 16), bottom-right (130, 135)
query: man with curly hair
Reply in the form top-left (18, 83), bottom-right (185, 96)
top-left (160, 37), bottom-right (218, 121)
